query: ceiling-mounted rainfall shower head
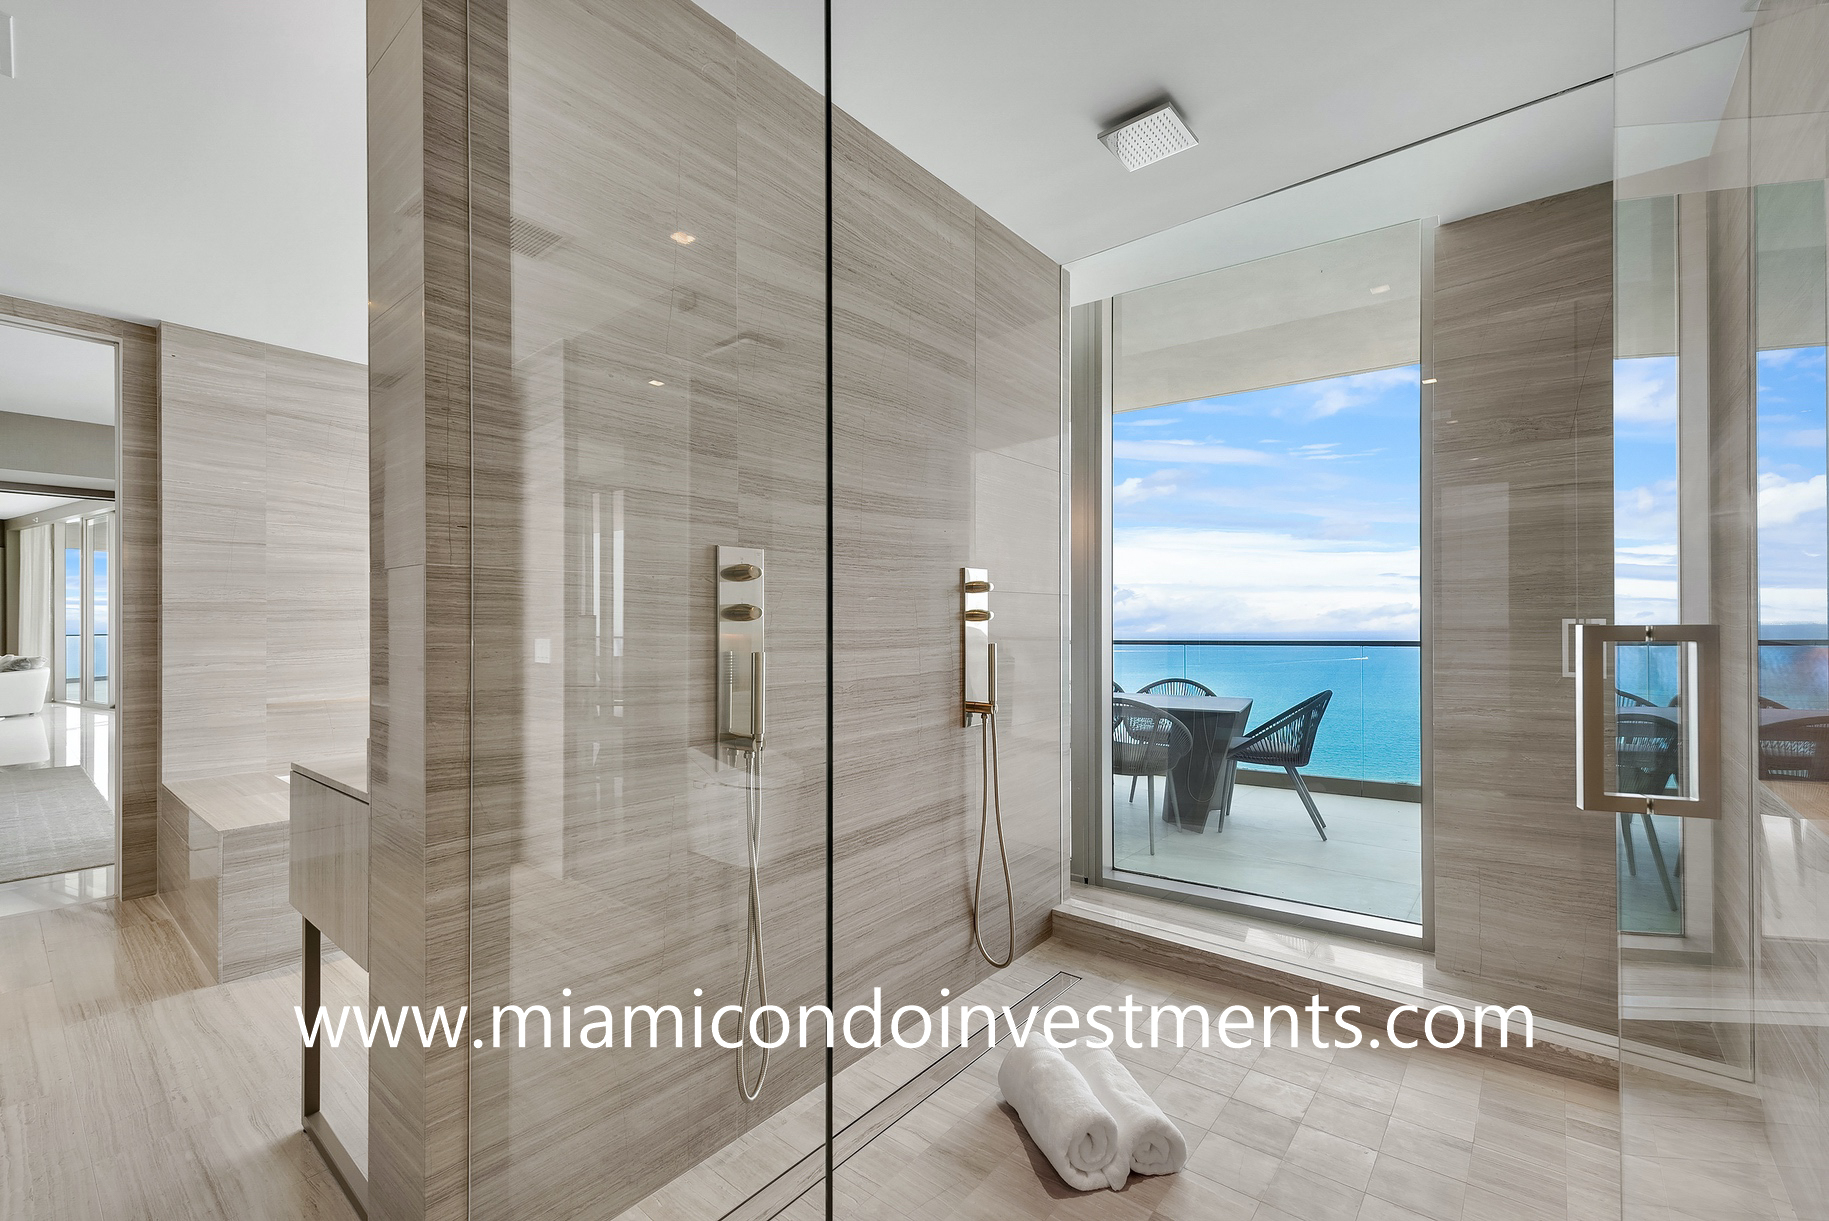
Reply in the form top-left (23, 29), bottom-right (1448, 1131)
top-left (1098, 101), bottom-right (1198, 172)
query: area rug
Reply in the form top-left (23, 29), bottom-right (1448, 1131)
top-left (0, 765), bottom-right (114, 884)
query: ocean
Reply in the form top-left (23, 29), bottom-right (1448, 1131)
top-left (1113, 643), bottom-right (1421, 786)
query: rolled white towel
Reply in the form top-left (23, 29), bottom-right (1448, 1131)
top-left (1064, 1043), bottom-right (1188, 1181)
top-left (997, 1042), bottom-right (1121, 1192)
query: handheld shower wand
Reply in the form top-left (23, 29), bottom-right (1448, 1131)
top-left (963, 569), bottom-right (1014, 969)
top-left (719, 547), bottom-right (772, 1101)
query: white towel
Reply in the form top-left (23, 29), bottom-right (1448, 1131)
top-left (1064, 1044), bottom-right (1188, 1181)
top-left (997, 1042), bottom-right (1121, 1192)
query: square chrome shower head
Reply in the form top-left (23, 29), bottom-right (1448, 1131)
top-left (1099, 102), bottom-right (1198, 172)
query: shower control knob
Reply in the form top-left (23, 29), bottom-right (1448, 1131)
top-left (964, 579), bottom-right (993, 593)
top-left (722, 563), bottom-right (763, 581)
top-left (723, 604), bottom-right (763, 622)
top-left (964, 609), bottom-right (994, 622)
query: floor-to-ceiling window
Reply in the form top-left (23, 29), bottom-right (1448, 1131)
top-left (1102, 223), bottom-right (1425, 932)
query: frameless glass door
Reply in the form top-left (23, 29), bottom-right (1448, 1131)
top-left (1613, 5), bottom-right (1829, 1217)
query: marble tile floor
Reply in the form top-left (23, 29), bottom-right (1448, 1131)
top-left (0, 703), bottom-right (114, 798)
top-left (0, 703), bottom-right (117, 905)
top-left (1113, 781), bottom-right (1423, 924)
top-left (0, 886), bottom-right (361, 1219)
top-left (772, 936), bottom-right (1633, 1221)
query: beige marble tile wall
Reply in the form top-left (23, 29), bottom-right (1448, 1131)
top-left (157, 324), bottom-right (368, 783)
top-left (1430, 184), bottom-right (1620, 1034)
top-left (0, 295), bottom-right (160, 899)
top-left (369, 1), bottom-right (1063, 1218)
top-left (831, 113), bottom-right (1065, 1053)
top-left (365, 1), bottom-right (478, 1218)
top-left (461, 1), bottom-right (833, 1215)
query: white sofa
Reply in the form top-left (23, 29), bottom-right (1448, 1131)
top-left (0, 662), bottom-right (51, 718)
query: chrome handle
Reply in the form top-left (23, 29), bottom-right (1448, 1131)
top-left (1574, 623), bottom-right (1720, 818)
top-left (750, 651), bottom-right (766, 752)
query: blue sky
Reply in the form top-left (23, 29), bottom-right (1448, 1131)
top-left (1112, 365), bottom-right (1421, 639)
top-left (1613, 356), bottom-right (1680, 624)
top-left (1614, 347), bottom-right (1827, 631)
top-left (1755, 345), bottom-right (1828, 633)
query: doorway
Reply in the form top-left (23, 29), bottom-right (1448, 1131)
top-left (0, 316), bottom-right (123, 904)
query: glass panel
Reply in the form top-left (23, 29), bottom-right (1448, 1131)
top-left (1104, 227), bottom-right (1424, 928)
top-left (88, 513), bottom-right (111, 706)
top-left (1612, 4), bottom-right (1829, 1216)
top-left (465, 3), bottom-right (829, 1218)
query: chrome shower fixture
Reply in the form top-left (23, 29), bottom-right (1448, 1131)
top-left (962, 567), bottom-right (996, 727)
top-left (961, 568), bottom-right (1013, 969)
top-left (718, 546), bottom-right (766, 754)
top-left (718, 545), bottom-right (771, 1102)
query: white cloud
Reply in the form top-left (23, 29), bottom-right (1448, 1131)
top-left (1112, 527), bottom-right (1419, 636)
top-left (1114, 440), bottom-right (1271, 465)
top-left (1305, 366), bottom-right (1420, 418)
top-left (1113, 470), bottom-right (1180, 505)
top-left (1758, 471), bottom-right (1828, 527)
top-left (1615, 360), bottom-right (1676, 425)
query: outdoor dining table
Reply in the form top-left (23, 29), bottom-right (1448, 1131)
top-left (1130, 694), bottom-right (1252, 834)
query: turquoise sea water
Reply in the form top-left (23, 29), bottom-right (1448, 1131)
top-left (1114, 643), bottom-right (1422, 786)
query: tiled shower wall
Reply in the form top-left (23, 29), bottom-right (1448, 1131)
top-left (368, 1), bottom-right (1063, 1218)
top-left (1430, 184), bottom-right (1620, 1033)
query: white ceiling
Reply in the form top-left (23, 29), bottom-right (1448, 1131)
top-left (0, 322), bottom-right (117, 424)
top-left (0, 1), bottom-right (1755, 362)
top-left (704, 0), bottom-right (1753, 289)
top-left (0, 492), bottom-right (94, 521)
top-left (706, 0), bottom-right (1618, 265)
top-left (0, 1), bottom-right (367, 363)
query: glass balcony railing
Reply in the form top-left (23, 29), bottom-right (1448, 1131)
top-left (1113, 640), bottom-right (1422, 789)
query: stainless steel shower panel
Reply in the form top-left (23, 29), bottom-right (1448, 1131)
top-left (963, 567), bottom-right (995, 726)
top-left (719, 545), bottom-right (766, 753)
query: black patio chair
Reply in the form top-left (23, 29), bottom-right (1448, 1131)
top-left (1760, 716), bottom-right (1829, 782)
top-left (1230, 691), bottom-right (1332, 840)
top-left (1125, 679), bottom-right (1216, 799)
top-left (1112, 696), bottom-right (1193, 855)
top-left (1139, 678), bottom-right (1217, 697)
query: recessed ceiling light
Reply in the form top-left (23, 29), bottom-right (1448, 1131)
top-left (671, 231), bottom-right (696, 245)
top-left (1421, 378), bottom-right (1438, 385)
top-left (1370, 284), bottom-right (1391, 294)
top-left (1099, 102), bottom-right (1198, 172)
top-left (648, 379), bottom-right (665, 386)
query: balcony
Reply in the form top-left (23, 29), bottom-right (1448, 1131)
top-left (1111, 640), bottom-right (1422, 925)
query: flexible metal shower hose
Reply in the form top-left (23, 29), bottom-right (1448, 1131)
top-left (738, 746), bottom-right (770, 1101)
top-left (973, 710), bottom-right (1015, 969)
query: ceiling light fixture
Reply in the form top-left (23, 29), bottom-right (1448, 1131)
top-left (1099, 102), bottom-right (1198, 172)
top-left (1421, 378), bottom-right (1438, 385)
top-left (649, 379), bottom-right (665, 386)
top-left (1370, 284), bottom-right (1391, 294)
top-left (671, 231), bottom-right (696, 245)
